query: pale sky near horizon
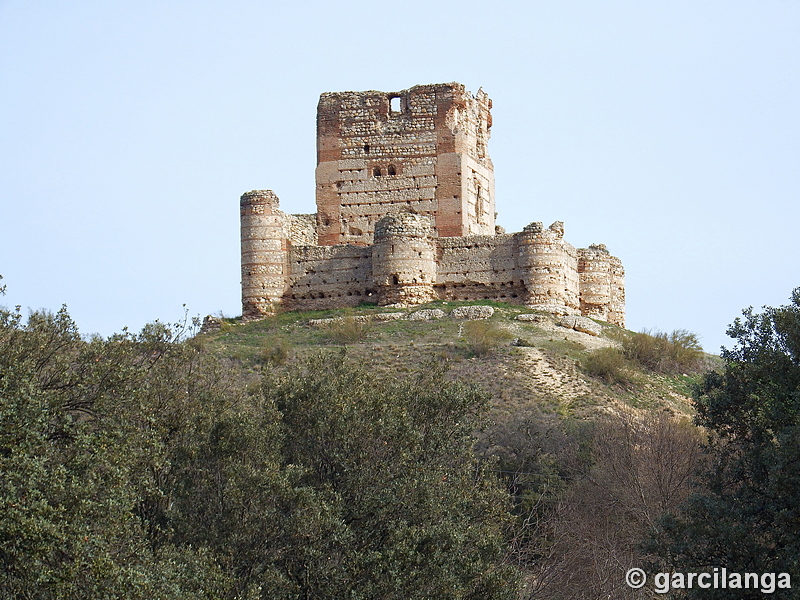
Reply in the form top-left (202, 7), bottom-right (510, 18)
top-left (1, 1), bottom-right (798, 354)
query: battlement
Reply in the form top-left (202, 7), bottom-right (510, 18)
top-left (240, 84), bottom-right (625, 326)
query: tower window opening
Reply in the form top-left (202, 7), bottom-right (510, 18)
top-left (388, 164), bottom-right (397, 176)
top-left (373, 166), bottom-right (381, 177)
top-left (364, 144), bottom-right (370, 153)
top-left (392, 275), bottom-right (399, 285)
top-left (390, 96), bottom-right (401, 113)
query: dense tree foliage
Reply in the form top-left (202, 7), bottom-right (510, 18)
top-left (0, 301), bottom-right (519, 599)
top-left (0, 306), bottom-right (234, 597)
top-left (487, 410), bottom-right (701, 600)
top-left (653, 289), bottom-right (800, 598)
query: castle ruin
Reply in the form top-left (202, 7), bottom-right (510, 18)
top-left (240, 83), bottom-right (625, 326)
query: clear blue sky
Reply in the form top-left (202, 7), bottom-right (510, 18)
top-left (1, 1), bottom-right (798, 353)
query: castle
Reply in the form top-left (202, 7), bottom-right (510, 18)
top-left (240, 83), bottom-right (625, 327)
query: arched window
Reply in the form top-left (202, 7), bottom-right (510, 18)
top-left (387, 164), bottom-right (397, 176)
top-left (373, 166), bottom-right (381, 177)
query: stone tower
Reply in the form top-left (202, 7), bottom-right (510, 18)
top-left (518, 221), bottom-right (580, 312)
top-left (372, 212), bottom-right (437, 306)
top-left (240, 190), bottom-right (288, 318)
top-left (315, 83), bottom-right (495, 246)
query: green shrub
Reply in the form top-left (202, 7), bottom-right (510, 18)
top-left (324, 317), bottom-right (371, 344)
top-left (582, 347), bottom-right (634, 385)
top-left (462, 320), bottom-right (513, 357)
top-left (618, 328), bottom-right (704, 374)
top-left (259, 339), bottom-right (293, 365)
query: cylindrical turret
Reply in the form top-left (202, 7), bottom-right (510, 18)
top-left (578, 244), bottom-right (612, 321)
top-left (240, 190), bottom-right (289, 319)
top-left (608, 256), bottom-right (625, 327)
top-left (577, 244), bottom-right (626, 326)
top-left (518, 221), bottom-right (579, 312)
top-left (372, 212), bottom-right (437, 306)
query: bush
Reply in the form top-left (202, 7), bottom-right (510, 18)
top-left (324, 316), bottom-right (371, 344)
top-left (462, 320), bottom-right (513, 356)
top-left (259, 339), bottom-right (293, 365)
top-left (617, 329), bottom-right (704, 374)
top-left (582, 347), bottom-right (634, 385)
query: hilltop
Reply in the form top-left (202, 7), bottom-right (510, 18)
top-left (198, 300), bottom-right (712, 422)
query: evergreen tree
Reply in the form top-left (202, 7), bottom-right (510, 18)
top-left (0, 305), bottom-right (233, 598)
top-left (653, 289), bottom-right (800, 598)
top-left (169, 354), bottom-right (522, 599)
top-left (1, 294), bottom-right (520, 598)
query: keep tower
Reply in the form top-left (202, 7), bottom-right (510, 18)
top-left (315, 83), bottom-right (495, 246)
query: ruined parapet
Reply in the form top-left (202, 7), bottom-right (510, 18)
top-left (578, 244), bottom-right (625, 327)
top-left (316, 83), bottom-right (494, 246)
top-left (518, 221), bottom-right (580, 314)
top-left (240, 190), bottom-right (289, 319)
top-left (372, 212), bottom-right (437, 306)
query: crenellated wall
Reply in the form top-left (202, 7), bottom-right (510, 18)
top-left (239, 83), bottom-right (625, 326)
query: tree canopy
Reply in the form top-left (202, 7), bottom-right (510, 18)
top-left (0, 302), bottom-right (519, 599)
top-left (653, 289), bottom-right (800, 598)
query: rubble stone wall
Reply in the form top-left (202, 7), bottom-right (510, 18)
top-left (284, 244), bottom-right (374, 311)
top-left (435, 234), bottom-right (524, 302)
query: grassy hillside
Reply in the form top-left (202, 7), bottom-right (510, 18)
top-left (199, 300), bottom-right (714, 422)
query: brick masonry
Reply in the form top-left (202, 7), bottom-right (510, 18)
top-left (240, 83), bottom-right (625, 326)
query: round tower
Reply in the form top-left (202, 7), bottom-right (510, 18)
top-left (518, 221), bottom-right (579, 313)
top-left (240, 190), bottom-right (289, 319)
top-left (578, 244), bottom-right (612, 321)
top-left (372, 212), bottom-right (437, 306)
top-left (608, 255), bottom-right (626, 327)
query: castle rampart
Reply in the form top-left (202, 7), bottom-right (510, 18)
top-left (241, 83), bottom-right (625, 327)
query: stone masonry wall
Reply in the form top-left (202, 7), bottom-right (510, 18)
top-left (240, 190), bottom-right (625, 326)
top-left (284, 244), bottom-right (374, 310)
top-left (316, 83), bottom-right (494, 246)
top-left (436, 234), bottom-right (525, 302)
